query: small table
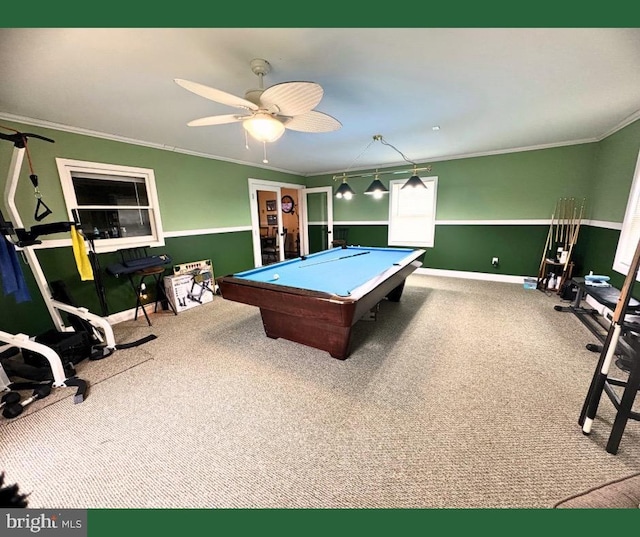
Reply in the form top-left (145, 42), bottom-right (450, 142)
top-left (537, 259), bottom-right (574, 292)
top-left (132, 266), bottom-right (176, 326)
top-left (217, 246), bottom-right (425, 359)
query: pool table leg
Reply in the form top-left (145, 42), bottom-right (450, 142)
top-left (259, 308), bottom-right (352, 360)
top-left (386, 281), bottom-right (406, 302)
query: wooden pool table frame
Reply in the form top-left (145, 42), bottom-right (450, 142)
top-left (217, 248), bottom-right (424, 359)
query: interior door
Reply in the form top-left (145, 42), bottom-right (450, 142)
top-left (301, 186), bottom-right (333, 255)
top-left (250, 183), bottom-right (284, 267)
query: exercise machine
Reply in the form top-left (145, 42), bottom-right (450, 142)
top-left (0, 130), bottom-right (94, 400)
top-left (0, 129), bottom-right (151, 403)
top-left (579, 235), bottom-right (640, 454)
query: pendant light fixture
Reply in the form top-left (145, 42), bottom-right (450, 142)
top-left (401, 166), bottom-right (428, 190)
top-left (335, 175), bottom-right (356, 200)
top-left (363, 173), bottom-right (389, 199)
top-left (333, 135), bottom-right (431, 198)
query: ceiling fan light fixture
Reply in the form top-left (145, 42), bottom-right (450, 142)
top-left (242, 113), bottom-right (285, 143)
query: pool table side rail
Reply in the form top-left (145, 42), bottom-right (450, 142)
top-left (215, 276), bottom-right (357, 326)
top-left (347, 249), bottom-right (425, 300)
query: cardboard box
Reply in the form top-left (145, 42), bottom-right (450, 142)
top-left (164, 261), bottom-right (215, 313)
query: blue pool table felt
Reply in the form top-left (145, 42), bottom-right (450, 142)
top-left (234, 246), bottom-right (420, 297)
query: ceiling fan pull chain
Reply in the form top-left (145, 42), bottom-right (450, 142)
top-left (244, 130), bottom-right (249, 150)
top-left (262, 142), bottom-right (269, 164)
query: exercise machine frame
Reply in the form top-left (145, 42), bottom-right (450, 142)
top-left (0, 131), bottom-right (109, 401)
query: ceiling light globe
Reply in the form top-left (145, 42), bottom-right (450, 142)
top-left (243, 113), bottom-right (285, 143)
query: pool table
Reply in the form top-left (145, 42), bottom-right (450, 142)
top-left (216, 246), bottom-right (425, 359)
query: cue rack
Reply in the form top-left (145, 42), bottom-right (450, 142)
top-left (536, 197), bottom-right (586, 293)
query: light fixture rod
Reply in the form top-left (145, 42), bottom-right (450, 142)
top-left (332, 166), bottom-right (432, 182)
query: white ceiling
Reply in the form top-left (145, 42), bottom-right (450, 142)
top-left (1, 27), bottom-right (639, 176)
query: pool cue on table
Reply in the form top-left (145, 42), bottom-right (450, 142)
top-left (299, 250), bottom-right (370, 267)
top-left (579, 234), bottom-right (640, 434)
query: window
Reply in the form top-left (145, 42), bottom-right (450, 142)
top-left (613, 149), bottom-right (640, 279)
top-left (388, 176), bottom-right (438, 248)
top-left (56, 158), bottom-right (164, 253)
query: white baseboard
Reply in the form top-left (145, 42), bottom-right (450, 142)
top-left (107, 271), bottom-right (527, 326)
top-left (414, 267), bottom-right (530, 284)
top-left (107, 303), bottom-right (156, 325)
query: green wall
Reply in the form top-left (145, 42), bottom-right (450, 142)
top-left (1, 117), bottom-right (640, 337)
top-left (589, 120), bottom-right (640, 222)
top-left (0, 119), bottom-right (301, 334)
top-left (307, 143), bottom-right (597, 221)
top-left (312, 224), bottom-right (549, 276)
top-left (0, 119), bottom-right (304, 233)
top-left (574, 121), bottom-right (640, 293)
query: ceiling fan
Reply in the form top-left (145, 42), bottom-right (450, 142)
top-left (175, 58), bottom-right (342, 146)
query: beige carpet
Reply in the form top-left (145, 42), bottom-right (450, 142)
top-left (1, 274), bottom-right (639, 508)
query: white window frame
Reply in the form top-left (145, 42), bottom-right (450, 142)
top-left (388, 176), bottom-right (438, 248)
top-left (613, 149), bottom-right (640, 279)
top-left (56, 158), bottom-right (165, 254)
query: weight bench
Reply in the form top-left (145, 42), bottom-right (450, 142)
top-left (555, 276), bottom-right (640, 454)
top-left (554, 276), bottom-right (640, 361)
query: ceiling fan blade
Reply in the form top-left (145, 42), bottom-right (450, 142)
top-left (283, 111), bottom-right (342, 133)
top-left (187, 114), bottom-right (246, 127)
top-left (260, 82), bottom-right (323, 116)
top-left (175, 78), bottom-right (258, 111)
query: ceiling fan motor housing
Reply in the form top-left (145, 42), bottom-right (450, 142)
top-left (250, 58), bottom-right (271, 77)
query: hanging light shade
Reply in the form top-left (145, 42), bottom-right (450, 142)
top-left (243, 113), bottom-right (286, 143)
top-left (364, 176), bottom-right (389, 199)
top-left (401, 174), bottom-right (428, 190)
top-left (335, 180), bottom-right (356, 200)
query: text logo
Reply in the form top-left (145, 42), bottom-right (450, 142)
top-left (1, 510), bottom-right (87, 537)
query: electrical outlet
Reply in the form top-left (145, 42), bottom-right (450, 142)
top-left (492, 257), bottom-right (499, 266)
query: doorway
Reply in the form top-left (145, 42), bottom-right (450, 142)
top-left (249, 180), bottom-right (335, 267)
top-left (301, 186), bottom-right (334, 255)
top-left (249, 179), bottom-right (304, 267)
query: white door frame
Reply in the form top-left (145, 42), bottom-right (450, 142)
top-left (248, 178), bottom-right (304, 267)
top-left (301, 186), bottom-right (333, 255)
